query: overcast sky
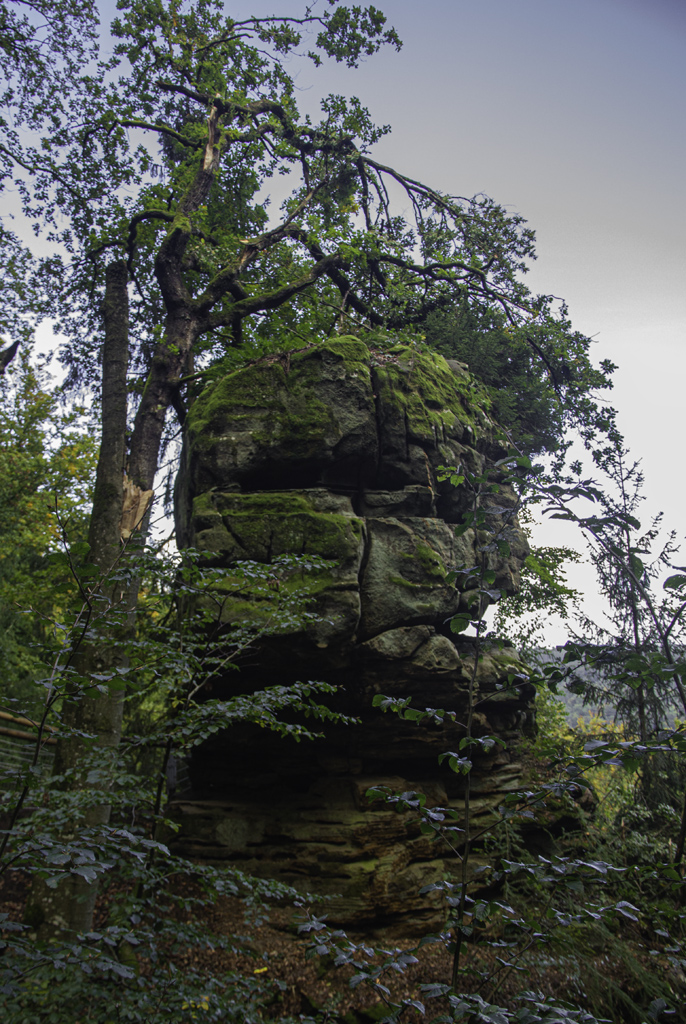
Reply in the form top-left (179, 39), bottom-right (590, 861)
top-left (216, 0), bottom-right (685, 639)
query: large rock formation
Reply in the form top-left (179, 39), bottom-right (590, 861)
top-left (172, 338), bottom-right (534, 934)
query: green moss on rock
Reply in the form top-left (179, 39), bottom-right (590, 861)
top-left (187, 361), bottom-right (288, 438)
top-left (373, 345), bottom-right (492, 442)
top-left (408, 541), bottom-right (448, 579)
top-left (185, 338), bottom-right (376, 471)
top-left (291, 335), bottom-right (370, 370)
top-left (192, 491), bottom-right (364, 564)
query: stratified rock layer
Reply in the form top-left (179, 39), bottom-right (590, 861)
top-left (173, 338), bottom-right (534, 934)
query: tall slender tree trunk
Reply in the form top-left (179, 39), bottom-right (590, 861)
top-left (127, 313), bottom-right (199, 492)
top-left (26, 261), bottom-right (130, 937)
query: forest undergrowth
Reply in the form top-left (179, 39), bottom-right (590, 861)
top-left (2, 700), bottom-right (683, 1024)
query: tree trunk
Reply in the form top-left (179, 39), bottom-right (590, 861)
top-left (26, 261), bottom-right (130, 937)
top-left (128, 312), bottom-right (198, 491)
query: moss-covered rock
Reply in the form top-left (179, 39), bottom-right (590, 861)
top-left (360, 516), bottom-right (461, 638)
top-left (191, 488), bottom-right (366, 644)
top-left (182, 337), bottom-right (379, 496)
top-left (171, 337), bottom-right (537, 934)
top-left (373, 344), bottom-right (490, 445)
top-left (193, 490), bottom-right (364, 566)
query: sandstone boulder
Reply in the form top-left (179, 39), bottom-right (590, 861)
top-left (171, 338), bottom-right (534, 933)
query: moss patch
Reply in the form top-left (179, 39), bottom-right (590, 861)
top-left (209, 492), bottom-right (326, 517)
top-left (191, 490), bottom-right (364, 578)
top-left (251, 391), bottom-right (332, 456)
top-left (291, 335), bottom-right (370, 371)
top-left (373, 346), bottom-right (492, 441)
top-left (187, 339), bottom-right (490, 455)
top-left (408, 541), bottom-right (448, 580)
top-left (186, 338), bottom-right (373, 461)
top-left (187, 361), bottom-right (288, 438)
top-left (223, 510), bottom-right (363, 562)
top-left (189, 489), bottom-right (365, 634)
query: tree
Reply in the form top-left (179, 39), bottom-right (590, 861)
top-left (11, 0), bottom-right (614, 939)
top-left (532, 441), bottom-right (686, 866)
top-left (542, 446), bottom-right (686, 724)
top-left (579, 451), bottom-right (684, 734)
top-left (422, 301), bottom-right (614, 461)
top-left (17, 0), bottom-right (405, 937)
top-left (0, 346), bottom-right (96, 705)
top-left (13, 0), bottom-right (402, 940)
top-left (27, 262), bottom-right (131, 937)
top-left (25, 1), bottom-right (609, 489)
top-left (492, 540), bottom-right (582, 653)
top-left (0, 0), bottom-right (101, 370)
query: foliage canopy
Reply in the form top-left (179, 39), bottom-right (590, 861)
top-left (0, 0), bottom-right (614, 472)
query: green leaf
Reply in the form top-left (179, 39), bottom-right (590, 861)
top-left (449, 614), bottom-right (471, 634)
top-left (664, 574), bottom-right (686, 591)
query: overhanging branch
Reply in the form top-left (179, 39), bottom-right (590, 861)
top-left (117, 119), bottom-right (202, 150)
top-left (207, 254), bottom-right (343, 328)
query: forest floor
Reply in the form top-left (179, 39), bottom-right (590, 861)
top-left (1, 863), bottom-right (675, 1023)
top-left (170, 891), bottom-right (675, 1022)
top-left (1, 742), bottom-right (681, 1023)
